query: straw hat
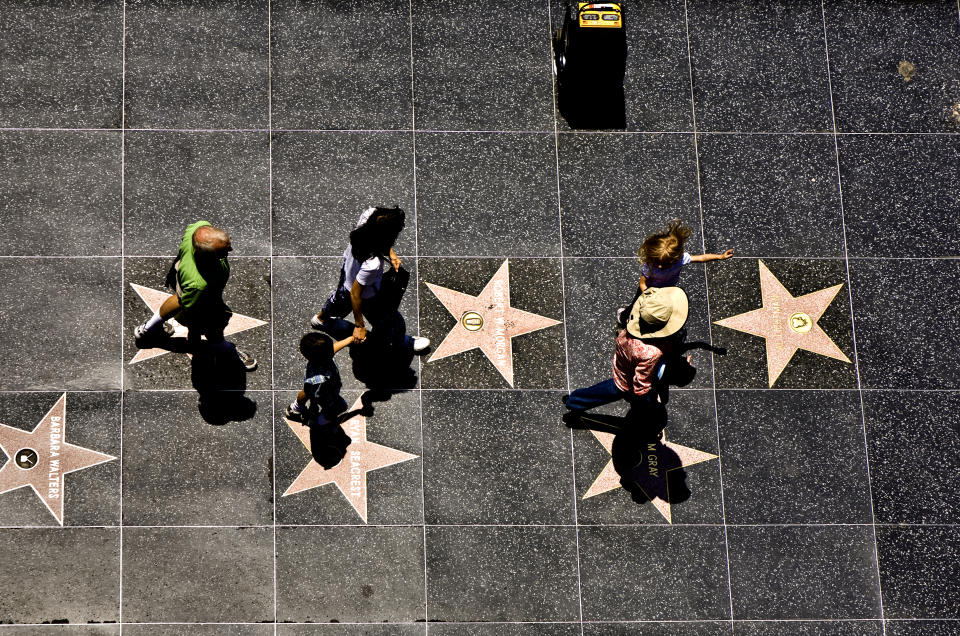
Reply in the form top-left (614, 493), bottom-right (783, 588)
top-left (626, 287), bottom-right (688, 339)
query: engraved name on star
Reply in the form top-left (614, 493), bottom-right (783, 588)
top-left (0, 394), bottom-right (115, 525)
top-left (425, 259), bottom-right (561, 387)
top-left (283, 397), bottom-right (418, 523)
top-left (582, 427), bottom-right (717, 524)
top-left (129, 283), bottom-right (267, 365)
top-left (713, 260), bottom-right (851, 387)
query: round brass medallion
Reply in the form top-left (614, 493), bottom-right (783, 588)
top-left (789, 312), bottom-right (813, 333)
top-left (461, 311), bottom-right (484, 332)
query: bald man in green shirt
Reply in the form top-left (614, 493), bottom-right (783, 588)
top-left (133, 221), bottom-right (257, 371)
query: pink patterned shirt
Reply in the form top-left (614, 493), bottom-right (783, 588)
top-left (612, 330), bottom-right (668, 397)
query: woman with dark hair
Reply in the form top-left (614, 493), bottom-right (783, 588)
top-left (311, 206), bottom-right (429, 353)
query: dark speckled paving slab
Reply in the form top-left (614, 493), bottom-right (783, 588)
top-left (0, 1), bottom-right (123, 128)
top-left (686, 0), bottom-right (833, 132)
top-left (550, 0), bottom-right (694, 132)
top-left (123, 131), bottom-right (271, 256)
top-left (0, 131), bottom-right (121, 256)
top-left (716, 390), bottom-right (872, 525)
top-left (727, 525), bottom-right (883, 620)
top-left (557, 132), bottom-right (700, 257)
top-left (271, 0), bottom-right (413, 131)
top-left (124, 0), bottom-right (268, 129)
top-left (697, 134), bottom-right (845, 257)
top-left (824, 0), bottom-right (960, 133)
top-left (414, 133), bottom-right (560, 257)
top-left (411, 0), bottom-right (554, 131)
top-left (1, 0), bottom-right (959, 631)
top-left (838, 134), bottom-right (960, 257)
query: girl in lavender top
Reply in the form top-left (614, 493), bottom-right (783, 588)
top-left (616, 220), bottom-right (734, 328)
top-left (638, 219), bottom-right (734, 291)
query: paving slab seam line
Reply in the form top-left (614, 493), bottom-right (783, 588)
top-left (118, 1), bottom-right (127, 629)
top-left (682, 0), bottom-right (736, 627)
top-left (3, 126), bottom-right (960, 136)
top-left (0, 621), bottom-right (893, 628)
top-left (7, 254), bottom-right (960, 260)
top-left (267, 1), bottom-right (278, 631)
top-left (8, 521), bottom-right (952, 529)
top-left (544, 1), bottom-right (586, 632)
top-left (10, 387), bottom-right (959, 394)
top-left (820, 2), bottom-right (886, 631)
top-left (406, 0), bottom-right (430, 628)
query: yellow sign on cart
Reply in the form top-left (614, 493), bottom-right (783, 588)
top-left (578, 2), bottom-right (622, 28)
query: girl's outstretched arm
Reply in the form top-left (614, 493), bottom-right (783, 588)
top-left (690, 249), bottom-right (734, 263)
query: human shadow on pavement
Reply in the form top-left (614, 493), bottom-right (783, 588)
top-left (307, 420), bottom-right (353, 470)
top-left (300, 315), bottom-right (420, 469)
top-left (295, 389), bottom-right (396, 470)
top-left (189, 342), bottom-right (258, 425)
top-left (315, 316), bottom-right (419, 397)
top-left (566, 401), bottom-right (692, 508)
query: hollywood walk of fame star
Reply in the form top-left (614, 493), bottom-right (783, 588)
top-left (129, 283), bottom-right (267, 365)
top-left (283, 397), bottom-right (418, 523)
top-left (0, 394), bottom-right (115, 525)
top-left (581, 425), bottom-right (717, 523)
top-left (425, 259), bottom-right (561, 387)
top-left (713, 260), bottom-right (851, 387)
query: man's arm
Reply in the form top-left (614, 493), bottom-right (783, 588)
top-left (631, 347), bottom-right (662, 397)
top-left (350, 280), bottom-right (366, 341)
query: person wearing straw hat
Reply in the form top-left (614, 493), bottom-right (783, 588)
top-left (563, 286), bottom-right (688, 413)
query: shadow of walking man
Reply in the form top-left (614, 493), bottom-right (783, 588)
top-left (190, 343), bottom-right (258, 425)
top-left (567, 402), bottom-right (693, 511)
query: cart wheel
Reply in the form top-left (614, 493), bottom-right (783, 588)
top-left (552, 29), bottom-right (562, 76)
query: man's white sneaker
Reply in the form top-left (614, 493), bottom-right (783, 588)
top-left (310, 314), bottom-right (325, 330)
top-left (410, 336), bottom-right (430, 353)
top-left (133, 321), bottom-right (174, 346)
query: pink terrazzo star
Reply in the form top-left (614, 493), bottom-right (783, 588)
top-left (582, 426), bottom-right (717, 524)
top-left (282, 397), bottom-right (418, 523)
top-left (0, 394), bottom-right (115, 525)
top-left (714, 260), bottom-right (851, 387)
top-left (129, 283), bottom-right (267, 365)
top-left (425, 259), bottom-right (561, 387)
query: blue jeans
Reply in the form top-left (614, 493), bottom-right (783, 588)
top-left (566, 379), bottom-right (634, 411)
top-left (566, 365), bottom-right (665, 412)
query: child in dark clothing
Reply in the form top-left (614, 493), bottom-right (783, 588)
top-left (285, 332), bottom-right (355, 426)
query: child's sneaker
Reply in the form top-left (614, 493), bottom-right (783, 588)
top-left (310, 314), bottom-right (325, 330)
top-left (133, 321), bottom-right (174, 347)
top-left (284, 403), bottom-right (304, 422)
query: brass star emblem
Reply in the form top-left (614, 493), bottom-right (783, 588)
top-left (582, 427), bottom-right (717, 524)
top-left (425, 259), bottom-right (561, 387)
top-left (129, 283), bottom-right (267, 365)
top-left (714, 260), bottom-right (851, 387)
top-left (282, 397), bottom-right (418, 523)
top-left (0, 394), bottom-right (116, 525)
